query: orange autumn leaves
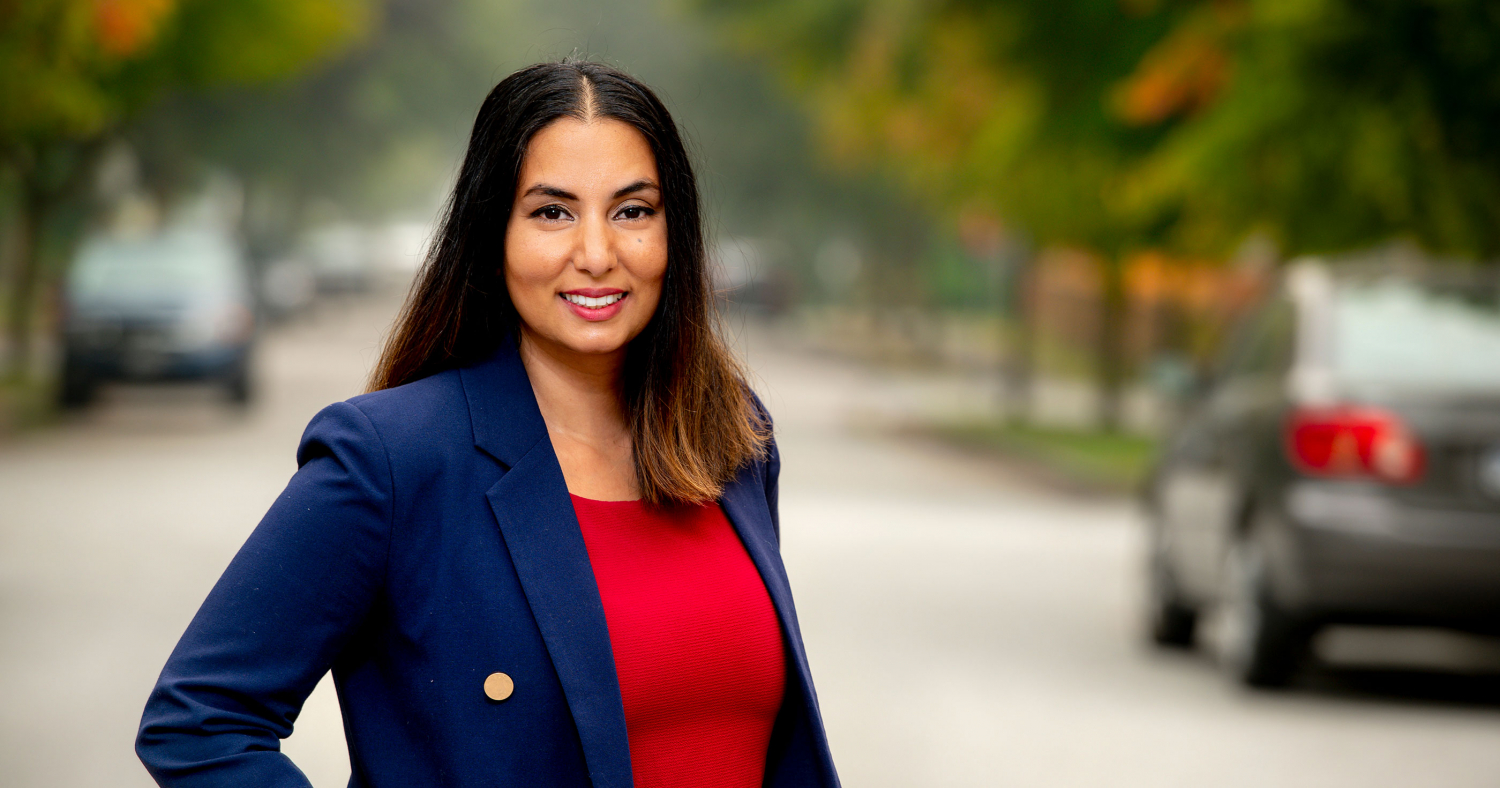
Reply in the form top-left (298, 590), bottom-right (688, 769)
top-left (93, 0), bottom-right (175, 58)
top-left (1114, 12), bottom-right (1235, 127)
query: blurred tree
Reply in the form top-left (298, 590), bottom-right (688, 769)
top-left (1118, 0), bottom-right (1500, 260)
top-left (130, 3), bottom-right (496, 258)
top-left (697, 0), bottom-right (1500, 429)
top-left (693, 0), bottom-right (1178, 429)
top-left (0, 0), bottom-right (371, 380)
top-left (124, 0), bottom-right (487, 262)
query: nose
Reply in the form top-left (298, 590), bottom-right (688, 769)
top-left (573, 213), bottom-right (615, 277)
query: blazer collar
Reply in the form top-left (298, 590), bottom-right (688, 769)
top-left (458, 339), bottom-right (549, 469)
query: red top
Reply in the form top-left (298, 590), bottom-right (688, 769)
top-left (571, 494), bottom-right (786, 788)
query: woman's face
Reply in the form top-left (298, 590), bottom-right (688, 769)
top-left (504, 117), bottom-right (668, 363)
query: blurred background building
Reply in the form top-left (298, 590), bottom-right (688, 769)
top-left (4, 1), bottom-right (1500, 786)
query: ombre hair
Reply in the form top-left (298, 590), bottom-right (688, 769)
top-left (368, 60), bottom-right (767, 504)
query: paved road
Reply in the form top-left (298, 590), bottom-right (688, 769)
top-left (2, 289), bottom-right (1499, 787)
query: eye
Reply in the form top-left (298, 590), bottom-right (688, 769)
top-left (615, 204), bottom-right (656, 221)
top-left (531, 205), bottom-right (571, 222)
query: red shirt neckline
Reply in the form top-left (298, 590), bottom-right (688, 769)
top-left (569, 493), bottom-right (642, 505)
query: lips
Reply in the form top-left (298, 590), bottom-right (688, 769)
top-left (564, 287), bottom-right (624, 298)
top-left (559, 289), bottom-right (627, 321)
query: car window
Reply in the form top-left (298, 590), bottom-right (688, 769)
top-left (70, 231), bottom-right (245, 303)
top-left (1220, 298), bottom-right (1296, 383)
top-left (1334, 277), bottom-right (1500, 391)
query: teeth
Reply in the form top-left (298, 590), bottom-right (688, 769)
top-left (563, 293), bottom-right (624, 308)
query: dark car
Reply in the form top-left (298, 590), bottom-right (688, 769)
top-left (1143, 261), bottom-right (1500, 687)
top-left (60, 227), bottom-right (256, 407)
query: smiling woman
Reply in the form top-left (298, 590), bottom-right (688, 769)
top-left (369, 60), bottom-right (761, 505)
top-left (136, 60), bottom-right (842, 788)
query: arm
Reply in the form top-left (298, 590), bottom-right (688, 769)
top-left (137, 401), bottom-right (394, 787)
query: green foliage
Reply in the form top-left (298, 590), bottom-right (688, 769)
top-left (699, 0), bottom-right (1500, 262)
top-left (0, 0), bottom-right (373, 152)
top-left (153, 0), bottom-right (371, 87)
top-left (1124, 0), bottom-right (1500, 258)
top-left (693, 0), bottom-right (1177, 254)
top-left (126, 0), bottom-right (478, 224)
top-left (0, 2), bottom-right (123, 144)
top-left (692, 0), bottom-right (1181, 429)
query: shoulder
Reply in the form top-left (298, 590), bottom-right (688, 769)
top-left (348, 368), bottom-right (471, 443)
top-left (745, 387), bottom-right (776, 450)
top-left (738, 386), bottom-right (779, 485)
top-left (298, 369), bottom-right (473, 469)
top-left (746, 387), bottom-right (774, 426)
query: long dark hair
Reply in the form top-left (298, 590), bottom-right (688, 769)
top-left (369, 60), bottom-right (766, 504)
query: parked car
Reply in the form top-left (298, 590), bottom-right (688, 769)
top-left (303, 224), bottom-right (375, 295)
top-left (60, 227), bottom-right (256, 407)
top-left (1142, 260), bottom-right (1500, 687)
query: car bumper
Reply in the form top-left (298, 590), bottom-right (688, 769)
top-left (1277, 481), bottom-right (1500, 630)
top-left (66, 343), bottom-right (249, 382)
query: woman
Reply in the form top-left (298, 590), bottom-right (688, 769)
top-left (136, 61), bottom-right (840, 788)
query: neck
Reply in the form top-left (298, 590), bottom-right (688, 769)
top-left (517, 327), bottom-right (630, 442)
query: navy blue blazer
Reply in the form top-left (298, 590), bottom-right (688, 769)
top-left (137, 341), bottom-right (840, 787)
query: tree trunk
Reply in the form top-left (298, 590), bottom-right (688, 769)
top-left (2, 139), bottom-right (103, 382)
top-left (1096, 253), bottom-right (1127, 433)
top-left (3, 187), bottom-right (45, 382)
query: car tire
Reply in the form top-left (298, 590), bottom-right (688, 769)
top-left (1220, 527), bottom-right (1310, 688)
top-left (225, 360), bottom-right (253, 407)
top-left (1146, 525), bottom-right (1197, 648)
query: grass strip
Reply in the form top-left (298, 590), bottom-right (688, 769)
top-left (932, 420), bottom-right (1157, 494)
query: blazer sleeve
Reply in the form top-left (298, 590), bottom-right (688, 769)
top-left (764, 432), bottom-right (781, 542)
top-left (749, 390), bottom-right (781, 543)
top-left (137, 401), bottom-right (394, 787)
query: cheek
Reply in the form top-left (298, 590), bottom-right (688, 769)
top-left (629, 232), bottom-right (670, 295)
top-left (503, 228), bottom-right (564, 295)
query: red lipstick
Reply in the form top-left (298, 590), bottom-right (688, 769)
top-left (559, 289), bottom-right (628, 321)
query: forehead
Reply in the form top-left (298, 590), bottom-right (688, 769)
top-left (517, 117), bottom-right (658, 191)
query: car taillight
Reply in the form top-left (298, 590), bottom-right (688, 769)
top-left (1285, 405), bottom-right (1425, 484)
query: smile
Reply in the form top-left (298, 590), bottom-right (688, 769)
top-left (562, 292), bottom-right (626, 309)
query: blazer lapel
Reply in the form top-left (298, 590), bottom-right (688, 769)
top-left (718, 472), bottom-right (816, 706)
top-left (487, 448), bottom-right (632, 788)
top-left (461, 345), bottom-right (632, 788)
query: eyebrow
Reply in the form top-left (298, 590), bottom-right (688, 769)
top-left (522, 184), bottom-right (577, 200)
top-left (520, 179), bottom-right (659, 201)
top-left (611, 179), bottom-right (659, 199)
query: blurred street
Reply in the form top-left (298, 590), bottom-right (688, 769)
top-left (2, 289), bottom-right (1500, 788)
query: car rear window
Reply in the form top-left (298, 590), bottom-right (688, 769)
top-left (70, 231), bottom-right (245, 302)
top-left (1335, 277), bottom-right (1500, 390)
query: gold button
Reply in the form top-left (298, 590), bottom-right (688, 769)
top-left (483, 672), bottom-right (514, 701)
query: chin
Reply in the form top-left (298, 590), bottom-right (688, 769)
top-left (555, 329), bottom-right (633, 357)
